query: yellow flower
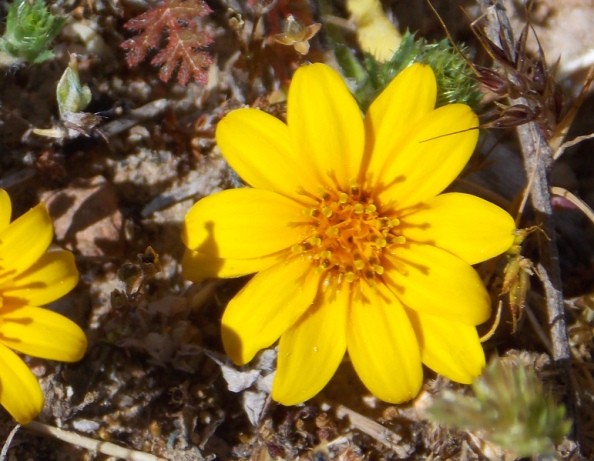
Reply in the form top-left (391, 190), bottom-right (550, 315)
top-left (182, 63), bottom-right (516, 405)
top-left (0, 189), bottom-right (87, 424)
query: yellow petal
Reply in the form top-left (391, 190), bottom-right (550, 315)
top-left (2, 250), bottom-right (79, 307)
top-left (401, 193), bottom-right (516, 265)
top-left (0, 204), bottom-right (53, 279)
top-left (0, 306), bottom-right (87, 361)
top-left (288, 63), bottom-right (365, 190)
top-left (347, 0), bottom-right (402, 62)
top-left (222, 257), bottom-right (320, 365)
top-left (384, 242), bottom-right (491, 325)
top-left (407, 309), bottom-right (485, 384)
top-left (272, 286), bottom-right (348, 405)
top-left (216, 109), bottom-right (315, 203)
top-left (0, 189), bottom-right (11, 233)
top-left (182, 249), bottom-right (282, 282)
top-left (362, 64), bottom-right (436, 181)
top-left (347, 281), bottom-right (423, 403)
top-left (182, 188), bottom-right (308, 259)
top-left (0, 344), bottom-right (44, 424)
top-left (375, 104), bottom-right (479, 209)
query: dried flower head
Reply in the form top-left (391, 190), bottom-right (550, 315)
top-left (182, 63), bottom-right (516, 405)
top-left (272, 15), bottom-right (321, 55)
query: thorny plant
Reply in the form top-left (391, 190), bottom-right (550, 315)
top-left (470, 7), bottom-right (564, 137)
top-left (428, 0), bottom-right (566, 137)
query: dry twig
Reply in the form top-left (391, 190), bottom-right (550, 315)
top-left (23, 421), bottom-right (168, 461)
top-left (476, 0), bottom-right (570, 368)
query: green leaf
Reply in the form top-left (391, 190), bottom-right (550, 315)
top-left (0, 0), bottom-right (66, 66)
top-left (57, 56), bottom-right (92, 118)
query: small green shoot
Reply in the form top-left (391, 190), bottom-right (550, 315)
top-left (57, 55), bottom-right (92, 118)
top-left (0, 0), bottom-right (66, 67)
top-left (34, 55), bottom-right (100, 139)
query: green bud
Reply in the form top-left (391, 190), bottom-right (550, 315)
top-left (57, 56), bottom-right (92, 119)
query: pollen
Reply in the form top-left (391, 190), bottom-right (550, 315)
top-left (295, 181), bottom-right (406, 286)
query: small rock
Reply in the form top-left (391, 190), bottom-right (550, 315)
top-left (40, 176), bottom-right (124, 257)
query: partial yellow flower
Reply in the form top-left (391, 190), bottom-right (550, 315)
top-left (347, 0), bottom-right (402, 62)
top-left (0, 189), bottom-right (87, 424)
top-left (182, 63), bottom-right (516, 405)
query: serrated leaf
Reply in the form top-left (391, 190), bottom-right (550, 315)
top-left (120, 0), bottom-right (214, 86)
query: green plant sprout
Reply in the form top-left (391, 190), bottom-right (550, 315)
top-left (34, 55), bottom-right (100, 139)
top-left (57, 55), bottom-right (92, 118)
top-left (427, 357), bottom-right (572, 459)
top-left (0, 0), bottom-right (66, 67)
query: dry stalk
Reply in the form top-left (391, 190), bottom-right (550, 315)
top-left (476, 0), bottom-right (570, 367)
top-left (475, 0), bottom-right (574, 436)
top-left (23, 421), bottom-right (168, 461)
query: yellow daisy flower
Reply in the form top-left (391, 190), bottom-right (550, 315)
top-left (182, 63), bottom-right (516, 405)
top-left (0, 189), bottom-right (87, 424)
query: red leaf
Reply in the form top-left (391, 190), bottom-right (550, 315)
top-left (121, 0), bottom-right (214, 85)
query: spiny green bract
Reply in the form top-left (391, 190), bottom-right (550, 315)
top-left (355, 31), bottom-right (483, 113)
top-left (426, 358), bottom-right (572, 458)
top-left (0, 0), bottom-right (66, 66)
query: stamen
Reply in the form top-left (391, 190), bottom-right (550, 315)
top-left (349, 180), bottom-right (359, 196)
top-left (311, 236), bottom-right (322, 247)
top-left (375, 238), bottom-right (387, 248)
top-left (294, 179), bottom-right (408, 287)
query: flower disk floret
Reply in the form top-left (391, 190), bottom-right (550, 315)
top-left (0, 189), bottom-right (87, 424)
top-left (182, 63), bottom-right (516, 405)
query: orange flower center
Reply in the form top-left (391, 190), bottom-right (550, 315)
top-left (292, 180), bottom-right (406, 285)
